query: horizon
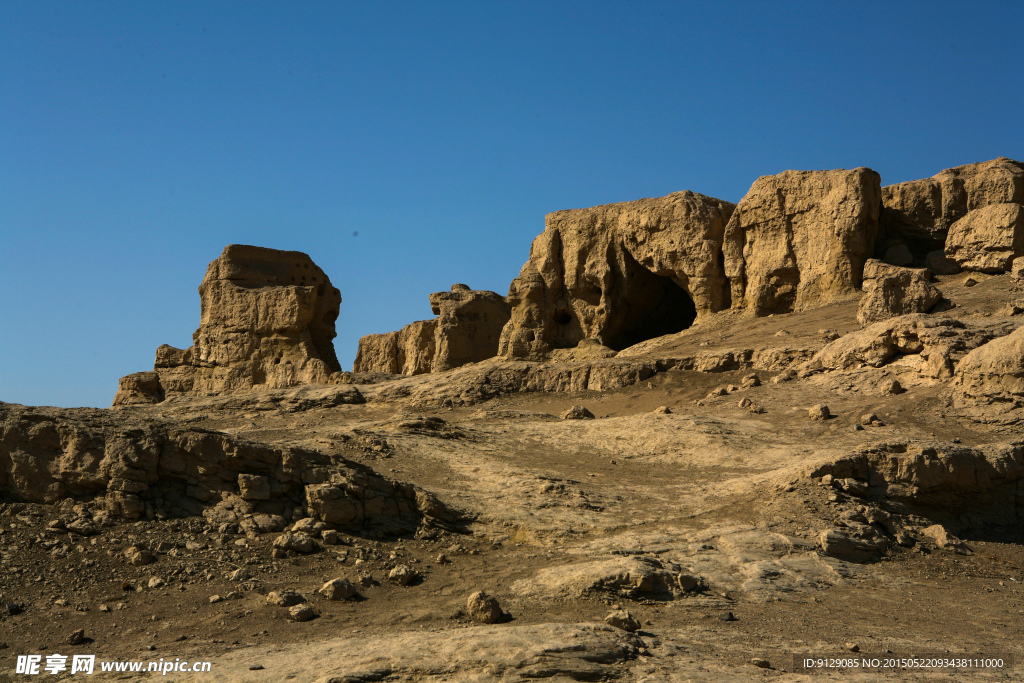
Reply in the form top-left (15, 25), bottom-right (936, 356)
top-left (3, 1), bottom-right (1024, 408)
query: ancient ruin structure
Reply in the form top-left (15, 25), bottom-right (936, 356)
top-left (113, 245), bottom-right (344, 404)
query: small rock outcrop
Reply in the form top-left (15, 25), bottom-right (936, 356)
top-left (353, 285), bottom-right (510, 375)
top-left (944, 202), bottom-right (1024, 273)
top-left (880, 157), bottom-right (1024, 257)
top-left (498, 191), bottom-right (736, 358)
top-left (856, 259), bottom-right (942, 325)
top-left (0, 402), bottom-right (462, 531)
top-left (114, 245), bottom-right (344, 405)
top-left (722, 168), bottom-right (881, 316)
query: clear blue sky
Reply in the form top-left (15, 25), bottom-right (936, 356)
top-left (3, 1), bottom-right (1023, 408)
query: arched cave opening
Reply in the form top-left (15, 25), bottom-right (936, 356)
top-left (603, 259), bottom-right (697, 351)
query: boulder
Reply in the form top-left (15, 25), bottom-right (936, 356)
top-left (113, 245), bottom-right (344, 404)
top-left (856, 260), bottom-right (943, 325)
top-left (722, 168), bottom-right (881, 315)
top-left (318, 578), bottom-right (358, 601)
top-left (466, 591), bottom-right (506, 624)
top-left (880, 157), bottom-right (1024, 255)
top-left (817, 528), bottom-right (886, 562)
top-left (353, 285), bottom-right (509, 374)
top-left (498, 191), bottom-right (736, 358)
top-left (604, 610), bottom-right (641, 632)
top-left (944, 203), bottom-right (1024, 273)
top-left (952, 325), bottom-right (1024, 410)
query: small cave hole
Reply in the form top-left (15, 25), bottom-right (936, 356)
top-left (556, 313), bottom-right (572, 325)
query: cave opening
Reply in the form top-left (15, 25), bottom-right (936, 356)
top-left (603, 260), bottom-right (697, 351)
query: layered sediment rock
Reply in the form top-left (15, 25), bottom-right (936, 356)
top-left (498, 191), bottom-right (736, 358)
top-left (722, 168), bottom-right (881, 316)
top-left (0, 402), bottom-right (459, 531)
top-left (114, 245), bottom-right (344, 405)
top-left (880, 157), bottom-right (1024, 257)
top-left (353, 285), bottom-right (510, 374)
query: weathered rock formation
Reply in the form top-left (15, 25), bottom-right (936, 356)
top-left (856, 259), bottom-right (942, 325)
top-left (880, 157), bottom-right (1024, 258)
top-left (114, 245), bottom-right (344, 405)
top-left (353, 320), bottom-right (438, 376)
top-left (809, 440), bottom-right (1024, 527)
top-left (722, 168), bottom-right (881, 316)
top-left (353, 285), bottom-right (511, 375)
top-left (498, 191), bottom-right (737, 358)
top-left (952, 325), bottom-right (1024, 412)
top-left (945, 202), bottom-right (1024, 273)
top-left (811, 314), bottom-right (1010, 379)
top-left (0, 402), bottom-right (460, 531)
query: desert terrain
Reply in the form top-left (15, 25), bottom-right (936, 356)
top-left (3, 158), bottom-right (1024, 681)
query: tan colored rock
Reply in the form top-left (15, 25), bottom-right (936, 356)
top-left (560, 405), bottom-right (595, 420)
top-left (353, 319), bottom-right (437, 375)
top-left (353, 285), bottom-right (509, 375)
top-left (881, 157), bottom-right (1024, 254)
top-left (318, 578), bottom-right (357, 601)
top-left (112, 371), bottom-right (163, 406)
top-left (945, 203), bottom-right (1024, 273)
top-left (498, 191), bottom-right (735, 358)
top-left (429, 286), bottom-right (512, 371)
top-left (722, 168), bottom-right (881, 315)
top-left (113, 245), bottom-right (344, 404)
top-left (952, 325), bottom-right (1024, 410)
top-left (466, 591), bottom-right (506, 624)
top-left (857, 260), bottom-right (942, 325)
top-left (604, 610), bottom-right (641, 632)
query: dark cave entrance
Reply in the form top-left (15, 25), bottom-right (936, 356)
top-left (603, 260), bottom-right (697, 351)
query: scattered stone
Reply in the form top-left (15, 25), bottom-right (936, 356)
top-left (750, 658), bottom-right (771, 669)
top-left (718, 611), bottom-right (736, 622)
top-left (209, 595), bottom-right (224, 604)
top-left (808, 405), bottom-right (830, 421)
top-left (859, 413), bottom-right (880, 426)
top-left (321, 530), bottom-right (340, 545)
top-left (267, 591), bottom-right (305, 607)
top-left (66, 630), bottom-right (85, 646)
top-left (147, 577), bottom-right (165, 589)
top-left (388, 565), bottom-right (419, 586)
top-left (273, 532), bottom-right (316, 554)
top-left (436, 554), bottom-right (451, 565)
top-left (604, 610), bottom-right (641, 632)
top-left (288, 603), bottom-right (317, 622)
top-left (707, 387), bottom-right (728, 398)
top-left (922, 524), bottom-right (971, 555)
top-left (741, 373), bottom-right (761, 388)
top-left (964, 277), bottom-right (977, 287)
top-left (846, 642), bottom-right (860, 652)
top-left (652, 405), bottom-right (672, 414)
top-left (357, 574), bottom-right (376, 587)
top-left (98, 604), bottom-right (111, 613)
top-left (225, 567), bottom-right (250, 582)
top-left (879, 379), bottom-right (904, 395)
top-left (466, 591), bottom-right (506, 624)
top-left (318, 578), bottom-right (357, 601)
top-left (124, 546), bottom-right (156, 566)
top-left (560, 405), bottom-right (595, 420)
